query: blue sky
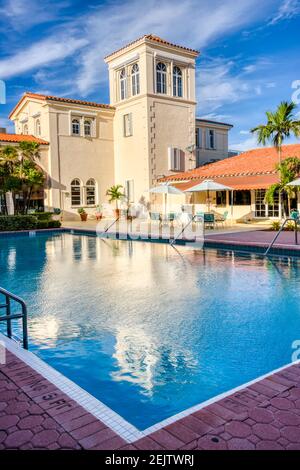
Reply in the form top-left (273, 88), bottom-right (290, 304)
top-left (0, 0), bottom-right (300, 150)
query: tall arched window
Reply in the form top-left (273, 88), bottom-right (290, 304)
top-left (131, 63), bottom-right (140, 96)
top-left (71, 178), bottom-right (82, 206)
top-left (173, 66), bottom-right (182, 97)
top-left (120, 68), bottom-right (127, 100)
top-left (156, 62), bottom-right (167, 94)
top-left (72, 119), bottom-right (80, 135)
top-left (86, 178), bottom-right (96, 205)
top-left (84, 120), bottom-right (91, 136)
top-left (35, 119), bottom-right (41, 136)
top-left (23, 124), bottom-right (28, 135)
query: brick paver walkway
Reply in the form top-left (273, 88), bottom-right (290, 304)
top-left (205, 229), bottom-right (300, 250)
top-left (1, 351), bottom-right (300, 449)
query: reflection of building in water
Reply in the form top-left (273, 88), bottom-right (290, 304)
top-left (111, 326), bottom-right (198, 396)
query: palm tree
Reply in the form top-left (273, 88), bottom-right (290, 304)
top-left (0, 145), bottom-right (20, 214)
top-left (265, 157), bottom-right (300, 216)
top-left (106, 184), bottom-right (125, 216)
top-left (251, 101), bottom-right (300, 164)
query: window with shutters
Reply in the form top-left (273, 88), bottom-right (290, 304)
top-left (168, 147), bottom-right (185, 172)
top-left (120, 68), bottom-right (127, 100)
top-left (123, 113), bottom-right (133, 137)
top-left (206, 129), bottom-right (215, 149)
top-left (71, 178), bottom-right (82, 206)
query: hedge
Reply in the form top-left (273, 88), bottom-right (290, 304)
top-left (0, 215), bottom-right (61, 231)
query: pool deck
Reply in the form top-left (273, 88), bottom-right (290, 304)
top-left (1, 349), bottom-right (300, 450)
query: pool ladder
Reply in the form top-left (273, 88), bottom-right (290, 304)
top-left (0, 287), bottom-right (28, 349)
top-left (265, 218), bottom-right (298, 256)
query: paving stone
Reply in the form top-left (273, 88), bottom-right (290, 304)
top-left (281, 426), bottom-right (300, 443)
top-left (227, 438), bottom-right (255, 450)
top-left (181, 415), bottom-right (212, 435)
top-left (270, 397), bottom-right (294, 410)
top-left (165, 422), bottom-right (199, 443)
top-left (57, 432), bottom-right (79, 449)
top-left (18, 415), bottom-right (43, 429)
top-left (249, 407), bottom-right (274, 424)
top-left (275, 410), bottom-right (300, 426)
top-left (225, 420), bottom-right (251, 438)
top-left (193, 409), bottom-right (225, 427)
top-left (135, 437), bottom-right (165, 450)
top-left (151, 429), bottom-right (184, 448)
top-left (79, 427), bottom-right (116, 449)
top-left (0, 431), bottom-right (7, 444)
top-left (255, 440), bottom-right (284, 450)
top-left (32, 429), bottom-right (60, 448)
top-left (91, 436), bottom-right (126, 450)
top-left (5, 429), bottom-right (33, 448)
top-left (252, 423), bottom-right (280, 441)
top-left (0, 414), bottom-right (19, 429)
top-left (70, 420), bottom-right (106, 440)
top-left (197, 435), bottom-right (227, 450)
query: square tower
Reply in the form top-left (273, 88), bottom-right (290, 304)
top-left (104, 34), bottom-right (199, 204)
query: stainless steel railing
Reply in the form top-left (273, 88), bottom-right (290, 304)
top-left (0, 287), bottom-right (28, 349)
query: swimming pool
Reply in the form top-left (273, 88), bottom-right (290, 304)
top-left (1, 231), bottom-right (300, 430)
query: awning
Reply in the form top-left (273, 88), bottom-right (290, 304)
top-left (172, 174), bottom-right (279, 191)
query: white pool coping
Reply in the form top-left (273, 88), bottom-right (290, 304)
top-left (1, 332), bottom-right (299, 443)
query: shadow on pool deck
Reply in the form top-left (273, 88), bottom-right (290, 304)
top-left (1, 349), bottom-right (300, 450)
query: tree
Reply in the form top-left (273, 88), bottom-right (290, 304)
top-left (265, 157), bottom-right (300, 216)
top-left (0, 142), bottom-right (44, 215)
top-left (251, 101), bottom-right (300, 164)
top-left (106, 184), bottom-right (125, 209)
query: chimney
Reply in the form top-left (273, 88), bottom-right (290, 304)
top-left (0, 127), bottom-right (6, 133)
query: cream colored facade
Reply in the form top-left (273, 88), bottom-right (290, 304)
top-left (9, 35), bottom-right (232, 219)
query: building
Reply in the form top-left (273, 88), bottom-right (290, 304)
top-left (5, 34), bottom-right (232, 219)
top-left (160, 144), bottom-right (300, 221)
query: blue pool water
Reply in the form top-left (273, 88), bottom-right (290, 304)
top-left (1, 232), bottom-right (300, 430)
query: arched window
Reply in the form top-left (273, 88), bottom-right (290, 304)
top-left (173, 66), bottom-right (182, 97)
top-left (23, 124), bottom-right (28, 135)
top-left (72, 119), bottom-right (80, 135)
top-left (71, 178), bottom-right (82, 206)
top-left (120, 68), bottom-right (127, 100)
top-left (131, 63), bottom-right (140, 96)
top-left (156, 62), bottom-right (167, 94)
top-left (86, 178), bottom-right (96, 205)
top-left (84, 120), bottom-right (92, 136)
top-left (35, 119), bottom-right (41, 136)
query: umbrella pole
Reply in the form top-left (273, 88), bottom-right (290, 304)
top-left (231, 190), bottom-right (234, 222)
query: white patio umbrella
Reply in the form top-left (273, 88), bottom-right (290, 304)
top-left (149, 183), bottom-right (183, 218)
top-left (184, 179), bottom-right (233, 214)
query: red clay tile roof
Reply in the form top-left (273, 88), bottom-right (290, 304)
top-left (0, 133), bottom-right (48, 145)
top-left (9, 92), bottom-right (114, 118)
top-left (104, 34), bottom-right (199, 60)
top-left (161, 144), bottom-right (300, 190)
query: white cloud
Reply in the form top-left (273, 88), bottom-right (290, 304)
top-left (0, 0), bottom-right (276, 96)
top-left (240, 130), bottom-right (250, 135)
top-left (230, 136), bottom-right (260, 151)
top-left (0, 35), bottom-right (88, 80)
top-left (0, 0), bottom-right (70, 31)
top-left (269, 0), bottom-right (300, 24)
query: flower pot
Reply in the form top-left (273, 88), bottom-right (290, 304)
top-left (114, 209), bottom-right (120, 218)
top-left (96, 213), bottom-right (102, 221)
top-left (80, 213), bottom-right (88, 221)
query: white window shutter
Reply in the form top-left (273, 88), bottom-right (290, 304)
top-left (180, 150), bottom-right (185, 171)
top-left (168, 147), bottom-right (172, 170)
top-left (129, 113), bottom-right (133, 135)
top-left (198, 129), bottom-right (202, 148)
top-left (206, 129), bottom-right (210, 149)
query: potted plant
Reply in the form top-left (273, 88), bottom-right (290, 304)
top-left (106, 185), bottom-right (125, 218)
top-left (95, 205), bottom-right (103, 221)
top-left (78, 207), bottom-right (88, 221)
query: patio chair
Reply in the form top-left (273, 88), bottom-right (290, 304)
top-left (215, 210), bottom-right (228, 227)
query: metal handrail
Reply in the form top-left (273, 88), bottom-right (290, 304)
top-left (265, 218), bottom-right (298, 256)
top-left (170, 214), bottom-right (197, 246)
top-left (0, 287), bottom-right (28, 349)
top-left (103, 216), bottom-right (120, 233)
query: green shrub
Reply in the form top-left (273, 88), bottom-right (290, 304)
top-left (285, 221), bottom-right (297, 231)
top-left (0, 215), bottom-right (61, 231)
top-left (34, 211), bottom-right (53, 221)
top-left (271, 220), bottom-right (281, 231)
top-left (0, 215), bottom-right (38, 231)
top-left (47, 220), bottom-right (61, 228)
